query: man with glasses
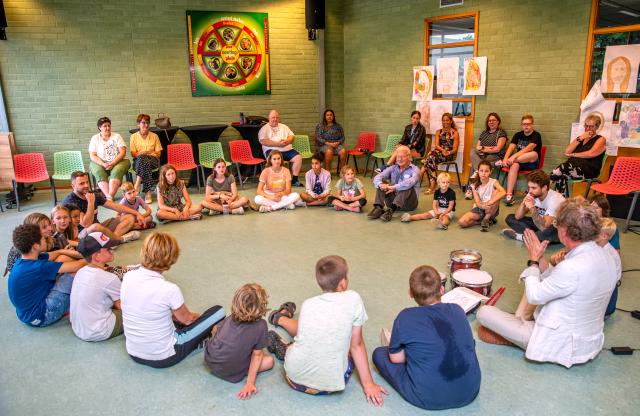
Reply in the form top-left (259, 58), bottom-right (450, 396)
top-left (549, 114), bottom-right (606, 197)
top-left (496, 114), bottom-right (542, 206)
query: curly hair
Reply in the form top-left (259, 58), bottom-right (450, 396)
top-left (231, 283), bottom-right (268, 322)
top-left (556, 196), bottom-right (601, 242)
top-left (13, 224), bottom-right (42, 254)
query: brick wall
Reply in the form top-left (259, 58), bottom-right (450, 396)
top-left (0, 0), bottom-right (321, 176)
top-left (329, 0), bottom-right (592, 169)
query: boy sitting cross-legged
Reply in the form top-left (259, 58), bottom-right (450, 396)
top-left (267, 255), bottom-right (387, 405)
top-left (373, 265), bottom-right (481, 410)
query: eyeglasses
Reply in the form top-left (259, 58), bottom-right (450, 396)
top-left (521, 122), bottom-right (532, 126)
top-left (140, 121), bottom-right (150, 125)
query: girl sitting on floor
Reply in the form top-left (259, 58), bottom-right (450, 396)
top-left (401, 172), bottom-right (456, 230)
top-left (156, 164), bottom-right (203, 221)
top-left (51, 205), bottom-right (76, 249)
top-left (120, 182), bottom-right (155, 229)
top-left (300, 152), bottom-right (331, 207)
top-left (327, 164), bottom-right (367, 213)
top-left (254, 150), bottom-right (301, 213)
top-left (64, 203), bottom-right (82, 244)
top-left (458, 160), bottom-right (505, 232)
top-left (202, 158), bottom-right (252, 215)
top-left (204, 283), bottom-right (274, 400)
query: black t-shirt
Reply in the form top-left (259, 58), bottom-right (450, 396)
top-left (62, 192), bottom-right (106, 225)
top-left (434, 188), bottom-right (456, 211)
top-left (510, 130), bottom-right (542, 160)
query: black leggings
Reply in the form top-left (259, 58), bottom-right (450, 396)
top-left (133, 155), bottom-right (161, 193)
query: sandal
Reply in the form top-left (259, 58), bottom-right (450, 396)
top-left (267, 330), bottom-right (288, 361)
top-left (268, 301), bottom-right (296, 327)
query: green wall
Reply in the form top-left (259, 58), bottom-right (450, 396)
top-left (0, 0), bottom-right (321, 171)
top-left (328, 0), bottom-right (593, 169)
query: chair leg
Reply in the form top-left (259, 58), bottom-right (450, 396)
top-left (454, 164), bottom-right (462, 189)
top-left (584, 180), bottom-right (596, 198)
top-left (50, 177), bottom-right (57, 206)
top-left (625, 192), bottom-right (639, 233)
top-left (196, 168), bottom-right (201, 193)
top-left (13, 180), bottom-right (20, 212)
top-left (352, 156), bottom-right (359, 174)
top-left (364, 155), bottom-right (371, 176)
top-left (236, 163), bottom-right (243, 189)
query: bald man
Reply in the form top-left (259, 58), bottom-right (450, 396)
top-left (258, 110), bottom-right (303, 186)
top-left (369, 145), bottom-right (420, 222)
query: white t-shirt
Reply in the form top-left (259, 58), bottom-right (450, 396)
top-left (88, 133), bottom-right (127, 164)
top-left (70, 266), bottom-right (121, 342)
top-left (120, 267), bottom-right (185, 361)
top-left (258, 123), bottom-right (294, 153)
top-left (284, 290), bottom-right (368, 392)
top-left (603, 242), bottom-right (622, 282)
top-left (535, 189), bottom-right (565, 218)
top-left (473, 178), bottom-right (497, 206)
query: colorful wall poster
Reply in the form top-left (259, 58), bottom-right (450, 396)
top-left (416, 100), bottom-right (453, 135)
top-left (186, 11), bottom-right (270, 96)
top-left (412, 66), bottom-right (434, 101)
top-left (463, 56), bottom-right (487, 95)
top-left (436, 58), bottom-right (459, 95)
top-left (601, 44), bottom-right (640, 94)
top-left (616, 101), bottom-right (640, 147)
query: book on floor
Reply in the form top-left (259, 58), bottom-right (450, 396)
top-left (441, 287), bottom-right (489, 314)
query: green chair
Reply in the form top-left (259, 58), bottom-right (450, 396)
top-left (293, 135), bottom-right (314, 159)
top-left (568, 155), bottom-right (606, 198)
top-left (198, 141), bottom-right (231, 185)
top-left (368, 134), bottom-right (402, 177)
top-left (53, 151), bottom-right (87, 199)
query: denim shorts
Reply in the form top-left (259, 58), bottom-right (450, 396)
top-left (265, 149), bottom-right (300, 161)
top-left (32, 273), bottom-right (74, 327)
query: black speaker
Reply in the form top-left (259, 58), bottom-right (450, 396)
top-left (305, 0), bottom-right (325, 30)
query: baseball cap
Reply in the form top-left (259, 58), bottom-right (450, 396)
top-left (77, 232), bottom-right (120, 257)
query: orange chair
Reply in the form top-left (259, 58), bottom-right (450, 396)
top-left (167, 144), bottom-right (200, 193)
top-left (229, 140), bottom-right (265, 189)
top-left (591, 156), bottom-right (640, 234)
top-left (497, 146), bottom-right (547, 193)
top-left (345, 132), bottom-right (376, 175)
top-left (12, 152), bottom-right (56, 211)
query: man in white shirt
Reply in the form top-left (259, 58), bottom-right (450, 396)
top-left (70, 232), bottom-right (122, 341)
top-left (477, 197), bottom-right (617, 368)
top-left (502, 170), bottom-right (565, 243)
top-left (258, 110), bottom-right (303, 186)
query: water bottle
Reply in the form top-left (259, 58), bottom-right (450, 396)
top-left (240, 112), bottom-right (245, 124)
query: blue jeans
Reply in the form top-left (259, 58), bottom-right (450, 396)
top-left (35, 273), bottom-right (74, 327)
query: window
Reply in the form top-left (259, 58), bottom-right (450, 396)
top-left (424, 12), bottom-right (478, 117)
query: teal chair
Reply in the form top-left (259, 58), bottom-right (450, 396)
top-left (368, 134), bottom-right (402, 177)
top-left (53, 151), bottom-right (88, 199)
top-left (198, 141), bottom-right (231, 185)
top-left (568, 155), bottom-right (606, 197)
top-left (293, 135), bottom-right (314, 159)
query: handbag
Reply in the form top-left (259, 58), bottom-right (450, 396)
top-left (155, 113), bottom-right (171, 128)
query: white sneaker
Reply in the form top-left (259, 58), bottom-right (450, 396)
top-left (495, 160), bottom-right (504, 167)
top-left (121, 230), bottom-right (141, 243)
top-left (286, 203), bottom-right (296, 210)
top-left (400, 213), bottom-right (411, 222)
top-left (189, 213), bottom-right (203, 220)
top-left (231, 207), bottom-right (244, 215)
top-left (259, 205), bottom-right (271, 213)
top-left (294, 200), bottom-right (307, 207)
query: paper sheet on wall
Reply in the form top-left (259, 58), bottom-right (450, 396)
top-left (617, 101), bottom-right (640, 147)
top-left (416, 100), bottom-right (453, 135)
top-left (436, 57), bottom-right (459, 94)
top-left (580, 80), bottom-right (604, 112)
top-left (579, 100), bottom-right (616, 132)
top-left (601, 44), bottom-right (640, 94)
top-left (412, 66), bottom-right (434, 101)
top-left (463, 56), bottom-right (487, 95)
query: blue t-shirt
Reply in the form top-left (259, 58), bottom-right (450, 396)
top-left (609, 228), bottom-right (620, 250)
top-left (389, 303), bottom-right (481, 410)
top-left (7, 253), bottom-right (62, 325)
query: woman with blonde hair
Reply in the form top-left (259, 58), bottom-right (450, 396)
top-left (121, 232), bottom-right (225, 368)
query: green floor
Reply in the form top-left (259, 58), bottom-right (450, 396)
top-left (1, 177), bottom-right (639, 415)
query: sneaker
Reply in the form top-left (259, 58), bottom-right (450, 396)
top-left (121, 230), bottom-right (141, 243)
top-left (400, 213), bottom-right (411, 222)
top-left (501, 228), bottom-right (523, 241)
top-left (373, 168), bottom-right (382, 174)
top-left (197, 335), bottom-right (212, 350)
top-left (291, 180), bottom-right (304, 188)
top-left (231, 207), bottom-right (245, 215)
top-left (207, 208), bottom-right (218, 216)
top-left (107, 265), bottom-right (127, 280)
top-left (267, 330), bottom-right (288, 361)
top-left (146, 221), bottom-right (157, 229)
top-left (380, 328), bottom-right (391, 347)
top-left (494, 160), bottom-right (504, 167)
top-left (259, 205), bottom-right (271, 213)
top-left (367, 206), bottom-right (384, 219)
top-left (145, 192), bottom-right (153, 204)
top-left (286, 203), bottom-right (296, 210)
top-left (189, 213), bottom-right (203, 220)
top-left (437, 218), bottom-right (448, 230)
top-left (381, 208), bottom-right (393, 222)
top-left (248, 202), bottom-right (259, 211)
top-left (480, 218), bottom-right (490, 232)
top-left (465, 187), bottom-right (473, 200)
top-left (294, 200), bottom-right (307, 207)
top-left (505, 194), bottom-right (514, 206)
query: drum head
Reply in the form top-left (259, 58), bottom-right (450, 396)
top-left (452, 269), bottom-right (492, 286)
top-left (450, 249), bottom-right (482, 264)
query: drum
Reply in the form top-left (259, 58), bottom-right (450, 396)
top-left (439, 271), bottom-right (447, 289)
top-left (451, 269), bottom-right (493, 296)
top-left (449, 249), bottom-right (482, 274)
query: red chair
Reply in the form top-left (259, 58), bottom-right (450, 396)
top-left (12, 152), bottom-right (56, 211)
top-left (591, 156), bottom-right (640, 234)
top-left (345, 132), bottom-right (376, 175)
top-left (498, 146), bottom-right (547, 192)
top-left (229, 140), bottom-right (265, 189)
top-left (167, 144), bottom-right (200, 192)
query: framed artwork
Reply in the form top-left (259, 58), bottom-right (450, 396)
top-left (186, 11), bottom-right (271, 96)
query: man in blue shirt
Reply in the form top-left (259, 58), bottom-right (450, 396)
top-left (8, 224), bottom-right (84, 327)
top-left (369, 145), bottom-right (420, 222)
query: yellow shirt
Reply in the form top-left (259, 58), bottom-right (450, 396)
top-left (129, 132), bottom-right (162, 156)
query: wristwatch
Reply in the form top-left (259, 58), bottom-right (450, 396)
top-left (527, 260), bottom-right (540, 267)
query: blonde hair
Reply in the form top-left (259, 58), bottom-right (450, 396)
top-left (316, 255), bottom-right (348, 291)
top-left (121, 181), bottom-right (135, 193)
top-left (600, 217), bottom-right (617, 239)
top-left (340, 164), bottom-right (356, 178)
top-left (521, 114), bottom-right (534, 123)
top-left (437, 172), bottom-right (451, 185)
top-left (50, 205), bottom-right (70, 235)
top-left (50, 205), bottom-right (70, 219)
top-left (231, 284), bottom-right (268, 322)
top-left (23, 213), bottom-right (54, 251)
top-left (140, 232), bottom-right (180, 272)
